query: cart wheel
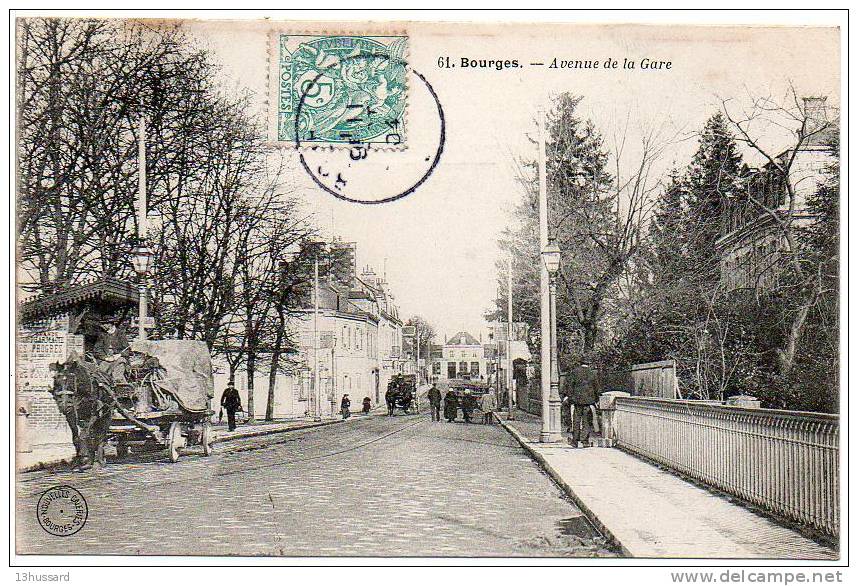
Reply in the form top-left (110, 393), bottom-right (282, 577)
top-left (201, 422), bottom-right (213, 456)
top-left (167, 422), bottom-right (183, 463)
top-left (116, 440), bottom-right (129, 458)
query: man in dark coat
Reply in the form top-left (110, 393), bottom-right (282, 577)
top-left (461, 393), bottom-right (476, 424)
top-left (385, 385), bottom-right (396, 416)
top-left (443, 389), bottom-right (458, 422)
top-left (567, 362), bottom-right (599, 446)
top-left (220, 381), bottom-right (242, 431)
top-left (427, 383), bottom-right (442, 421)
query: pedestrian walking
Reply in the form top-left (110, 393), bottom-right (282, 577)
top-left (362, 396), bottom-right (372, 414)
top-left (461, 393), bottom-right (476, 424)
top-left (385, 386), bottom-right (396, 416)
top-left (479, 391), bottom-right (497, 424)
top-left (220, 381), bottom-right (242, 432)
top-left (427, 383), bottom-right (442, 421)
top-left (443, 389), bottom-right (458, 422)
top-left (340, 394), bottom-right (351, 419)
top-left (568, 361), bottom-right (599, 447)
top-left (403, 387), bottom-right (414, 411)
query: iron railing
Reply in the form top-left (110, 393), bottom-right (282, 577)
top-left (613, 396), bottom-right (839, 539)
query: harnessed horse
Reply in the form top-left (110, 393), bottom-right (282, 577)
top-left (50, 352), bottom-right (117, 470)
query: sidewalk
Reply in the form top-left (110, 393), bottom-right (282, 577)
top-left (497, 412), bottom-right (837, 559)
top-left (17, 415), bottom-right (352, 472)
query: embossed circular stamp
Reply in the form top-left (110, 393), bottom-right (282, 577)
top-left (36, 485), bottom-right (88, 537)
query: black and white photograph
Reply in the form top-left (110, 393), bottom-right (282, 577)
top-left (10, 9), bottom-right (847, 570)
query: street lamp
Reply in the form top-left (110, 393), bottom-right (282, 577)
top-left (541, 237), bottom-right (563, 442)
top-left (132, 243), bottom-right (152, 341)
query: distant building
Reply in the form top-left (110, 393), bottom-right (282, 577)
top-left (432, 331), bottom-right (490, 381)
top-left (717, 97), bottom-right (837, 291)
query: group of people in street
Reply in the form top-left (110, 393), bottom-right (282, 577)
top-left (426, 383), bottom-right (498, 424)
top-left (219, 362), bottom-right (601, 442)
top-left (339, 395), bottom-right (372, 419)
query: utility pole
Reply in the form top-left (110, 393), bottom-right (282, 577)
top-left (313, 255), bottom-right (322, 421)
top-left (416, 325), bottom-right (421, 385)
top-left (538, 106), bottom-right (562, 443)
top-left (507, 257), bottom-right (515, 420)
top-left (132, 114), bottom-right (152, 342)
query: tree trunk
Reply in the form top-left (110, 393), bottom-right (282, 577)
top-left (777, 298), bottom-right (813, 379)
top-left (246, 349), bottom-right (256, 423)
top-left (266, 311), bottom-right (286, 421)
top-left (245, 313), bottom-right (255, 423)
top-left (582, 320), bottom-right (598, 354)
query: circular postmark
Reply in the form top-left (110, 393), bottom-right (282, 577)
top-left (36, 485), bottom-right (88, 537)
top-left (294, 53), bottom-right (445, 205)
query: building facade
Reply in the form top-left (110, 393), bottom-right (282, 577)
top-left (214, 258), bottom-right (407, 419)
top-left (432, 331), bottom-right (491, 381)
top-left (716, 97), bottom-right (837, 290)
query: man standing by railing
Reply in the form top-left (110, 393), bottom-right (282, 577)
top-left (565, 360), bottom-right (598, 448)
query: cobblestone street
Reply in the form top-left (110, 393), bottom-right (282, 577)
top-left (16, 411), bottom-right (615, 557)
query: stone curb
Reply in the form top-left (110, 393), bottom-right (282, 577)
top-left (495, 415), bottom-right (633, 557)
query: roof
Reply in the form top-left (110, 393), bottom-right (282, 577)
top-left (348, 290), bottom-right (374, 300)
top-left (19, 277), bottom-right (139, 324)
top-left (446, 331), bottom-right (480, 346)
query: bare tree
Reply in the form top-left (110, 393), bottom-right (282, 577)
top-left (721, 85), bottom-right (838, 377)
top-left (17, 19), bottom-right (209, 291)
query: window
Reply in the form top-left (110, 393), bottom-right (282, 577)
top-left (433, 361), bottom-right (441, 375)
top-left (458, 361), bottom-right (468, 375)
top-left (471, 362), bottom-right (480, 376)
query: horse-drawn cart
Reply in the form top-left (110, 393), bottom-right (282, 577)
top-left (387, 373), bottom-right (418, 414)
top-left (108, 339), bottom-right (215, 463)
top-left (52, 338), bottom-right (215, 466)
top-left (21, 279), bottom-right (216, 469)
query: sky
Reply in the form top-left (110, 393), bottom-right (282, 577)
top-left (185, 20), bottom-right (840, 343)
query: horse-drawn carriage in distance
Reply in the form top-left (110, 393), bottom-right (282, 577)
top-left (20, 279), bottom-right (215, 469)
top-left (386, 373), bottom-right (418, 414)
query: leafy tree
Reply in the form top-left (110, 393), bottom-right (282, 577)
top-left (490, 93), bottom-right (659, 373)
top-left (683, 113), bottom-right (744, 280)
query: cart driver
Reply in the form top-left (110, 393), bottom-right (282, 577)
top-left (91, 317), bottom-right (130, 384)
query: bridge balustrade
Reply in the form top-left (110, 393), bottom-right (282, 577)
top-left (612, 396), bottom-right (839, 539)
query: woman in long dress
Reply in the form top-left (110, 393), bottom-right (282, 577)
top-left (443, 389), bottom-right (458, 422)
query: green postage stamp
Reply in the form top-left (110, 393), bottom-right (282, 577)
top-left (271, 34), bottom-right (408, 147)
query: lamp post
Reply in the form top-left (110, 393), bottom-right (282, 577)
top-left (133, 114), bottom-right (151, 341)
top-left (541, 237), bottom-right (563, 442)
top-left (132, 244), bottom-right (152, 340)
top-left (537, 106), bottom-right (562, 443)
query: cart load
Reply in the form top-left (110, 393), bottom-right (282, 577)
top-left (51, 339), bottom-right (215, 469)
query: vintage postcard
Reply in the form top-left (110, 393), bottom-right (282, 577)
top-left (12, 12), bottom-right (845, 566)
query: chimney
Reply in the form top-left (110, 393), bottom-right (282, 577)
top-left (802, 96), bottom-right (828, 136)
